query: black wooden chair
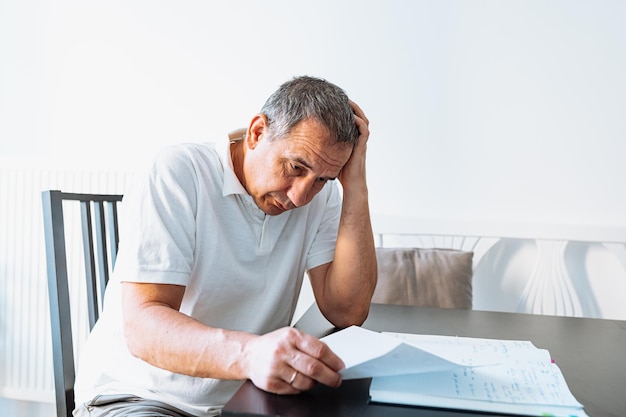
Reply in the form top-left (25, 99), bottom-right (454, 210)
top-left (42, 190), bottom-right (123, 417)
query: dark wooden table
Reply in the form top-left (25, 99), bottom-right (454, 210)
top-left (222, 304), bottom-right (626, 417)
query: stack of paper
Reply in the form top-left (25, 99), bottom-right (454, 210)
top-left (321, 326), bottom-right (587, 417)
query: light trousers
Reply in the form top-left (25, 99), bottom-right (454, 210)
top-left (73, 394), bottom-right (205, 417)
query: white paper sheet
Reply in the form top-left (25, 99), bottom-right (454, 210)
top-left (321, 326), bottom-right (498, 379)
top-left (321, 327), bottom-right (588, 417)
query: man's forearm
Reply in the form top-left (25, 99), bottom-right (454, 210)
top-left (124, 303), bottom-right (254, 379)
top-left (123, 297), bottom-right (345, 395)
top-left (319, 186), bottom-right (377, 328)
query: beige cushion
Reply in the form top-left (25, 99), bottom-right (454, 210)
top-left (371, 247), bottom-right (473, 309)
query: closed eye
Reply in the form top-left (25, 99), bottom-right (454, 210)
top-left (289, 163), bottom-right (303, 175)
top-left (285, 158), bottom-right (336, 182)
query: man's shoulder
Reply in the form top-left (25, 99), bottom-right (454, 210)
top-left (158, 141), bottom-right (218, 157)
top-left (153, 142), bottom-right (220, 167)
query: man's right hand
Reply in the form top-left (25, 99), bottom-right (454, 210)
top-left (241, 327), bottom-right (345, 394)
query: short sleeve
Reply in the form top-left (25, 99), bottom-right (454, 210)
top-left (305, 181), bottom-right (342, 271)
top-left (113, 145), bottom-right (201, 286)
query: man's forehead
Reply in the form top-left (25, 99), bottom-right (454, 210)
top-left (275, 118), bottom-right (351, 162)
top-left (286, 141), bottom-right (351, 176)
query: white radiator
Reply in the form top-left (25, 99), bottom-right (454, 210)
top-left (0, 167), bottom-right (136, 402)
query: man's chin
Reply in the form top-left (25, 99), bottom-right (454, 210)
top-left (265, 206), bottom-right (287, 216)
top-left (257, 202), bottom-right (286, 216)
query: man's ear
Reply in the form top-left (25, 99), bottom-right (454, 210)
top-left (246, 114), bottom-right (268, 150)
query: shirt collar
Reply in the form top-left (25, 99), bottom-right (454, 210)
top-left (220, 139), bottom-right (248, 197)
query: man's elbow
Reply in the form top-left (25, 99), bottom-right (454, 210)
top-left (325, 302), bottom-right (371, 329)
top-left (123, 318), bottom-right (147, 360)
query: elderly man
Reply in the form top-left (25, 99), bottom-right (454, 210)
top-left (74, 75), bottom-right (377, 417)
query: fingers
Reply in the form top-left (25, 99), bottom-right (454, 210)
top-left (349, 99), bottom-right (369, 126)
top-left (288, 370), bottom-right (298, 384)
top-left (286, 329), bottom-right (344, 389)
top-left (338, 100), bottom-right (370, 188)
top-left (281, 368), bottom-right (309, 394)
top-left (294, 330), bottom-right (345, 372)
top-left (277, 368), bottom-right (306, 395)
top-left (349, 99), bottom-right (370, 148)
top-left (245, 327), bottom-right (344, 395)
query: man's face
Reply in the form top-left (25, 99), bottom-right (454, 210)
top-left (242, 118), bottom-right (352, 216)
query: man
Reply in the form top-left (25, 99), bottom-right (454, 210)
top-left (74, 76), bottom-right (377, 417)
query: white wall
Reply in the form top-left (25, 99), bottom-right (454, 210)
top-left (2, 0), bottom-right (625, 227)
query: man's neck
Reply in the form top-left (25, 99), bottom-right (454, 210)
top-left (229, 140), bottom-right (245, 189)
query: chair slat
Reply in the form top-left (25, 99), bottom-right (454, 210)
top-left (80, 200), bottom-right (99, 329)
top-left (107, 201), bottom-right (120, 269)
top-left (93, 201), bottom-right (110, 310)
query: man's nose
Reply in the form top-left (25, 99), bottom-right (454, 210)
top-left (288, 177), bottom-right (316, 208)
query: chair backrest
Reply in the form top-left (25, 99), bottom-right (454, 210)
top-left (371, 247), bottom-right (474, 309)
top-left (41, 190), bottom-right (123, 417)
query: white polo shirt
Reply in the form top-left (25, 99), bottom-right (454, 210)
top-left (74, 141), bottom-right (342, 416)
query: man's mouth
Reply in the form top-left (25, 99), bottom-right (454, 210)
top-left (275, 199), bottom-right (293, 211)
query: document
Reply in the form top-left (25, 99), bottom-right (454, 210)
top-left (321, 325), bottom-right (499, 379)
top-left (321, 326), bottom-right (587, 417)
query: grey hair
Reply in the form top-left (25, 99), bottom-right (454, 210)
top-left (260, 76), bottom-right (359, 145)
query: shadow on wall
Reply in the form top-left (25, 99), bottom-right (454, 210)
top-left (473, 238), bottom-right (535, 313)
top-left (473, 238), bottom-right (604, 318)
top-left (565, 242), bottom-right (601, 318)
